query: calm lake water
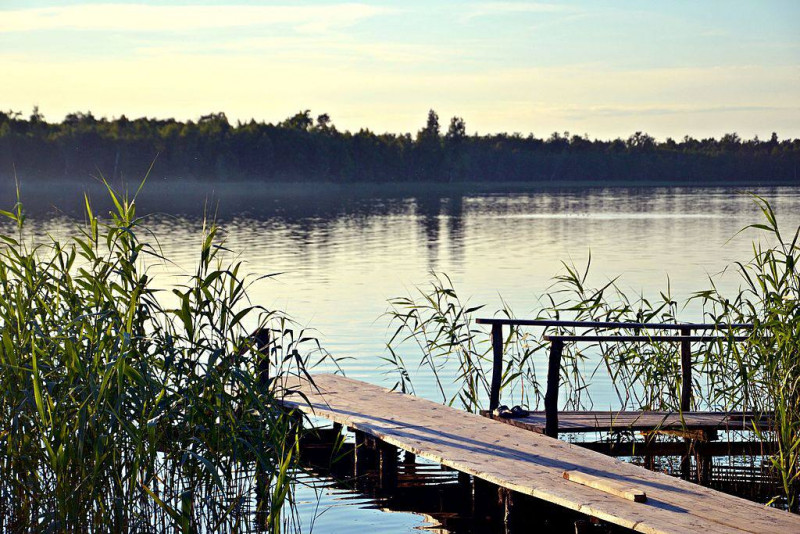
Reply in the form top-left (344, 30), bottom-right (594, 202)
top-left (8, 181), bottom-right (800, 532)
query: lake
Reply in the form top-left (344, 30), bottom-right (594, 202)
top-left (7, 180), bottom-right (800, 532)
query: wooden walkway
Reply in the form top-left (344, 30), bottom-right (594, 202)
top-left (281, 374), bottom-right (800, 534)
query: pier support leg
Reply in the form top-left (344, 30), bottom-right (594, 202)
top-left (697, 452), bottom-right (712, 486)
top-left (402, 450), bottom-right (416, 476)
top-left (473, 478), bottom-right (497, 521)
top-left (354, 431), bottom-right (377, 479)
top-left (378, 442), bottom-right (398, 490)
top-left (458, 472), bottom-right (473, 516)
top-left (645, 453), bottom-right (655, 471)
top-left (680, 439), bottom-right (692, 480)
top-left (498, 487), bottom-right (519, 533)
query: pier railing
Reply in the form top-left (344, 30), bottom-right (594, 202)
top-left (475, 318), bottom-right (753, 438)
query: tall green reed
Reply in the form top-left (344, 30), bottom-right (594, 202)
top-left (386, 272), bottom-right (548, 413)
top-left (386, 197), bottom-right (799, 508)
top-left (386, 265), bottom-right (689, 413)
top-left (693, 196), bottom-right (800, 510)
top-left (0, 181), bottom-right (330, 532)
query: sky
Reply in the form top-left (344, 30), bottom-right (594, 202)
top-left (2, 1), bottom-right (799, 139)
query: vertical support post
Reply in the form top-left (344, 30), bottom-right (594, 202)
top-left (253, 328), bottom-right (272, 524)
top-left (679, 327), bottom-right (692, 412)
top-left (644, 453), bottom-right (655, 471)
top-left (498, 487), bottom-right (517, 533)
top-left (254, 328), bottom-right (271, 391)
top-left (679, 327), bottom-right (693, 481)
top-left (489, 323), bottom-right (504, 411)
top-left (378, 442), bottom-right (398, 490)
top-left (696, 448), bottom-right (712, 486)
top-left (458, 472), bottom-right (473, 517)
top-left (474, 478), bottom-right (497, 521)
top-left (681, 441), bottom-right (692, 481)
top-left (354, 430), bottom-right (375, 478)
top-left (544, 340), bottom-right (564, 439)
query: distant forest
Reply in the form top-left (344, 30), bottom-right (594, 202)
top-left (1, 108), bottom-right (798, 184)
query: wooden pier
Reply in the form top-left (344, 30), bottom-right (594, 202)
top-left (281, 374), bottom-right (800, 534)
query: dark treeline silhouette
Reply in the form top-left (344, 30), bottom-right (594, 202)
top-left (1, 107), bottom-right (798, 184)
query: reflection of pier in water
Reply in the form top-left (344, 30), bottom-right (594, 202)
top-left (299, 426), bottom-right (596, 533)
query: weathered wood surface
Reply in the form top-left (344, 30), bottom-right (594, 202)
top-left (543, 335), bottom-right (749, 342)
top-left (280, 374), bottom-right (798, 534)
top-left (563, 470), bottom-right (647, 503)
top-left (480, 410), bottom-right (770, 435)
top-left (474, 318), bottom-right (753, 330)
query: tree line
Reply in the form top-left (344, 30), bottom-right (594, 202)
top-left (1, 108), bottom-right (798, 184)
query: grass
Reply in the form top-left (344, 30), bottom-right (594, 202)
top-left (0, 180), bottom-right (332, 532)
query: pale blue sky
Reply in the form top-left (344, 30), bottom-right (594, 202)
top-left (2, 1), bottom-right (798, 138)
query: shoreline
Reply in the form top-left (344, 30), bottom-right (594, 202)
top-left (2, 175), bottom-right (798, 195)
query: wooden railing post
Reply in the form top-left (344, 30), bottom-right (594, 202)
top-left (679, 327), bottom-right (692, 412)
top-left (679, 327), bottom-right (693, 481)
top-left (544, 339), bottom-right (564, 439)
top-left (254, 328), bottom-right (271, 391)
top-left (489, 323), bottom-right (504, 411)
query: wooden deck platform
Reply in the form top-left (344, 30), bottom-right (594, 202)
top-left (479, 410), bottom-right (769, 436)
top-left (280, 374), bottom-right (800, 534)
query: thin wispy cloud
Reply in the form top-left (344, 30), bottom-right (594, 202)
top-left (0, 3), bottom-right (389, 34)
top-left (461, 2), bottom-right (577, 21)
top-left (556, 105), bottom-right (798, 119)
top-left (1, 1), bottom-right (797, 138)
top-left (135, 37), bottom-right (464, 66)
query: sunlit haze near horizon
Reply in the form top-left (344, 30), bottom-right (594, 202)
top-left (2, 1), bottom-right (799, 139)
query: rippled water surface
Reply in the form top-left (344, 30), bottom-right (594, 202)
top-left (9, 181), bottom-right (800, 532)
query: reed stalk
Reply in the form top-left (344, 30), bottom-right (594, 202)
top-left (386, 196), bottom-right (799, 509)
top-left (0, 180), bottom-right (331, 532)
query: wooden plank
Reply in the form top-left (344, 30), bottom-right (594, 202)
top-left (563, 470), bottom-right (647, 502)
top-left (475, 318), bottom-right (752, 330)
top-left (543, 335), bottom-right (748, 342)
top-left (481, 410), bottom-right (771, 434)
top-left (577, 439), bottom-right (776, 457)
top-left (281, 374), bottom-right (799, 534)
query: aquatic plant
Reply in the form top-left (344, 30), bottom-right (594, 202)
top-left (0, 181), bottom-right (331, 532)
top-left (386, 265), bottom-right (690, 413)
top-left (386, 196), bottom-right (799, 509)
top-left (692, 196), bottom-right (800, 510)
top-left (385, 272), bottom-right (546, 413)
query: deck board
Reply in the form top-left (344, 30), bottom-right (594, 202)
top-left (479, 410), bottom-right (769, 435)
top-left (280, 374), bottom-right (799, 534)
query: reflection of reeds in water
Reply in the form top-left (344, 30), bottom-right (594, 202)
top-left (386, 195), bottom-right (800, 511)
top-left (0, 180), bottom-right (335, 532)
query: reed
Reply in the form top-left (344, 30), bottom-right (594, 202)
top-left (0, 181), bottom-right (331, 532)
top-left (386, 196), bottom-right (799, 509)
top-left (385, 272), bottom-right (543, 412)
top-left (692, 196), bottom-right (800, 510)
